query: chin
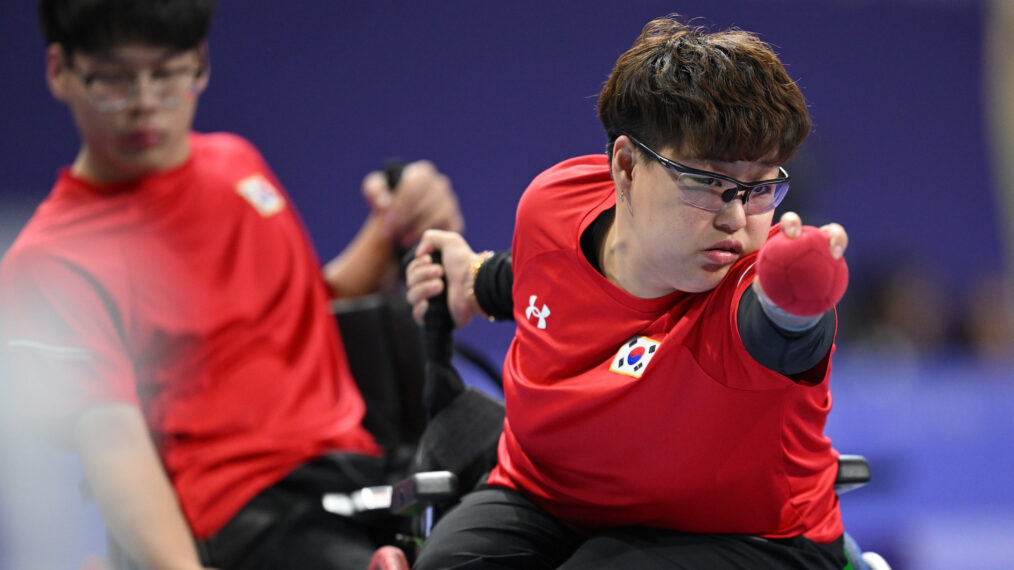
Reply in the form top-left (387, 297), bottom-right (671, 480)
top-left (116, 156), bottom-right (164, 176)
top-left (116, 147), bottom-right (181, 173)
top-left (684, 267), bottom-right (729, 293)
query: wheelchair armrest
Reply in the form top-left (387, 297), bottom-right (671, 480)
top-left (319, 471), bottom-right (458, 520)
top-left (322, 485), bottom-right (394, 518)
top-left (390, 470), bottom-right (459, 516)
top-left (834, 454), bottom-right (872, 494)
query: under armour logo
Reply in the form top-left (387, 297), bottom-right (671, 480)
top-left (525, 295), bottom-right (551, 329)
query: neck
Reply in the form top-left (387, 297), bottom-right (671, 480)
top-left (72, 137), bottom-right (192, 184)
top-left (602, 209), bottom-right (675, 299)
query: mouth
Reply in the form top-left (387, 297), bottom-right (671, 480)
top-left (701, 240), bottom-right (743, 266)
top-left (705, 240), bottom-right (743, 255)
top-left (121, 129), bottom-right (163, 150)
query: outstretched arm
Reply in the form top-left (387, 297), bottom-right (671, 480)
top-left (739, 211), bottom-right (849, 378)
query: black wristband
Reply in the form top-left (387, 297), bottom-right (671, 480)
top-left (474, 250), bottom-right (514, 321)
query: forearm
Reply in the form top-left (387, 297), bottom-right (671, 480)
top-left (75, 404), bottom-right (204, 570)
top-left (323, 214), bottom-right (396, 299)
top-left (737, 284), bottom-right (835, 378)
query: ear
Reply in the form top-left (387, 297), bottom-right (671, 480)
top-left (193, 42), bottom-right (211, 94)
top-left (611, 135), bottom-right (636, 195)
top-left (45, 44), bottom-right (71, 102)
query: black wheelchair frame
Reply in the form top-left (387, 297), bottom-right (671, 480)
top-left (332, 292), bottom-right (886, 569)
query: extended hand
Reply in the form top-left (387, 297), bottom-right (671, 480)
top-left (776, 211), bottom-right (848, 260)
top-left (755, 212), bottom-right (850, 317)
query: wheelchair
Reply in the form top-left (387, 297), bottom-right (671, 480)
top-left (104, 290), bottom-right (890, 569)
top-left (331, 290), bottom-right (892, 570)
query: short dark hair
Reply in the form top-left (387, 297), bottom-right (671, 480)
top-left (39, 0), bottom-right (216, 58)
top-left (598, 15), bottom-right (811, 165)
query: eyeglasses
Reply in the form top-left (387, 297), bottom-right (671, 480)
top-left (626, 135), bottom-right (790, 215)
top-left (72, 63), bottom-right (204, 113)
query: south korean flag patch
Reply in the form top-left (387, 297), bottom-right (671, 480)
top-left (609, 336), bottom-right (660, 378)
top-left (237, 173), bottom-right (286, 217)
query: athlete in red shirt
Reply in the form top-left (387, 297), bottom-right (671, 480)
top-left (407, 16), bottom-right (853, 569)
top-left (1, 2), bottom-right (461, 569)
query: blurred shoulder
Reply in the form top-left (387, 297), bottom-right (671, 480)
top-left (190, 132), bottom-right (268, 167)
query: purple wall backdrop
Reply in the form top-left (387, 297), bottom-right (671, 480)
top-left (2, 1), bottom-right (1009, 568)
top-left (2, 0), bottom-right (996, 357)
top-left (1, 0), bottom-right (996, 295)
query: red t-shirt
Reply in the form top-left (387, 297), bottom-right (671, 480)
top-left (0, 133), bottom-right (380, 538)
top-left (487, 155), bottom-right (842, 543)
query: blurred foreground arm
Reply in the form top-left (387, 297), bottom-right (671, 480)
top-left (75, 404), bottom-right (207, 570)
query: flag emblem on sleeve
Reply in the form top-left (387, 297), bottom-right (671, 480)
top-left (237, 173), bottom-right (286, 217)
top-left (609, 336), bottom-right (660, 378)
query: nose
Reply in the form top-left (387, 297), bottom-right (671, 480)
top-left (126, 72), bottom-right (161, 109)
top-left (713, 197), bottom-right (747, 232)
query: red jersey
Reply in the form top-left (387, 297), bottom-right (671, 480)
top-left (0, 133), bottom-right (380, 538)
top-left (487, 155), bottom-right (842, 542)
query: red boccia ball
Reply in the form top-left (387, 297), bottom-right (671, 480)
top-left (756, 226), bottom-right (849, 317)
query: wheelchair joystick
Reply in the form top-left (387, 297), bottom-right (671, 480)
top-left (418, 251), bottom-right (464, 416)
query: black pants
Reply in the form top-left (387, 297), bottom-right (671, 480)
top-left (412, 486), bottom-right (848, 570)
top-left (197, 453), bottom-right (405, 570)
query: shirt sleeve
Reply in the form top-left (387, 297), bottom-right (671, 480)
top-left (1, 248), bottom-right (137, 441)
top-left (474, 250), bottom-right (514, 321)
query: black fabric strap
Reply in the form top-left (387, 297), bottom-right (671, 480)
top-left (413, 387), bottom-right (506, 494)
